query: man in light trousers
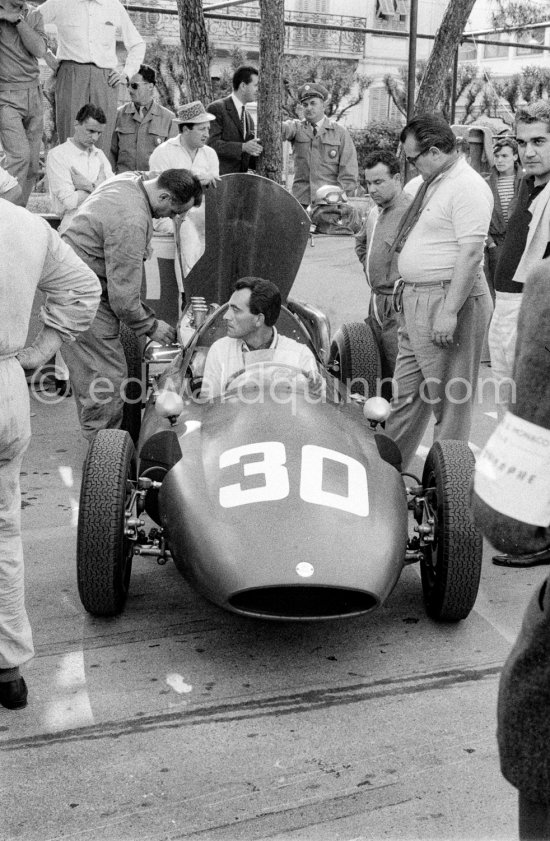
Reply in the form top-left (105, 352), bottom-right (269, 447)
top-left (0, 200), bottom-right (100, 709)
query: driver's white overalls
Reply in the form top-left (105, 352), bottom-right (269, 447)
top-left (0, 204), bottom-right (99, 668)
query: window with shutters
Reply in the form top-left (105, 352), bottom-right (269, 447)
top-left (369, 87), bottom-right (390, 122)
top-left (375, 0), bottom-right (409, 31)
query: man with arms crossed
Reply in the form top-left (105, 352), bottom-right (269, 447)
top-left (385, 114), bottom-right (493, 469)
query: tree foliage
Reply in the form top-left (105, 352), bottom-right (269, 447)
top-left (145, 37), bottom-right (188, 111)
top-left (281, 55), bottom-right (371, 121)
top-left (384, 61), bottom-right (483, 121)
top-left (491, 0), bottom-right (550, 29)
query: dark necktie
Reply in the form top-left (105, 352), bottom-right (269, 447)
top-left (312, 125), bottom-right (317, 137)
top-left (241, 106), bottom-right (246, 137)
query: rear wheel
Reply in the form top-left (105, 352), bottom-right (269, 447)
top-left (329, 321), bottom-right (381, 397)
top-left (420, 440), bottom-right (482, 622)
top-left (77, 430), bottom-right (136, 616)
top-left (120, 323), bottom-right (143, 445)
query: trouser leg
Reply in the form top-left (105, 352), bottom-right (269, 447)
top-left (55, 64), bottom-right (118, 155)
top-left (488, 293), bottom-right (522, 420)
top-left (20, 86), bottom-right (43, 206)
top-left (0, 360), bottom-right (33, 668)
top-left (62, 301), bottom-right (127, 441)
top-left (385, 308), bottom-right (433, 469)
top-left (0, 88), bottom-right (35, 206)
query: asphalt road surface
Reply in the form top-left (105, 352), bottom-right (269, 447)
top-left (2, 237), bottom-right (539, 841)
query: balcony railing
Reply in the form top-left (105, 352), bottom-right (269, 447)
top-left (128, 5), bottom-right (366, 56)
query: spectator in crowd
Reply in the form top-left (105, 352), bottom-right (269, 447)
top-left (281, 82), bottom-right (358, 208)
top-left (0, 162), bottom-right (21, 203)
top-left (39, 0), bottom-right (145, 156)
top-left (0, 0), bottom-right (47, 206)
top-left (150, 100), bottom-right (220, 278)
top-left (0, 200), bottom-right (100, 710)
top-left (355, 151), bottom-right (412, 395)
top-left (46, 103), bottom-right (113, 234)
top-left (385, 113), bottom-right (493, 470)
top-left (150, 101), bottom-right (219, 187)
top-left (110, 64), bottom-right (176, 173)
top-left (484, 136), bottom-right (521, 300)
top-left (202, 277), bottom-right (318, 399)
top-left (61, 169), bottom-right (202, 441)
top-left (487, 101), bottom-right (550, 567)
top-left (206, 65), bottom-right (262, 175)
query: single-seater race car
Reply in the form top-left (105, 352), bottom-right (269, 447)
top-left (77, 174), bottom-right (482, 623)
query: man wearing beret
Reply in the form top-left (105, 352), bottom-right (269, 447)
top-left (282, 82), bottom-right (358, 207)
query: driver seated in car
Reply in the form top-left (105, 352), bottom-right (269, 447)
top-left (202, 276), bottom-right (320, 399)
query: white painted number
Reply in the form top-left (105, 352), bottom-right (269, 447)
top-left (300, 444), bottom-right (369, 517)
top-left (219, 442), bottom-right (289, 508)
top-left (219, 442), bottom-right (368, 517)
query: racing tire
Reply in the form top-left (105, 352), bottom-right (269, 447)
top-left (420, 440), bottom-right (483, 622)
top-left (120, 323), bottom-right (143, 445)
top-left (329, 321), bottom-right (381, 397)
top-left (77, 430), bottom-right (136, 616)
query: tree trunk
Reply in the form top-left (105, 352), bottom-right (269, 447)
top-left (414, 0), bottom-right (477, 115)
top-left (257, 0), bottom-right (284, 182)
top-left (176, 0), bottom-right (212, 104)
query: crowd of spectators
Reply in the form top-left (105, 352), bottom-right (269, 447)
top-left (3, 9), bottom-right (550, 840)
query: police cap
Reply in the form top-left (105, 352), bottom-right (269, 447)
top-left (298, 82), bottom-right (329, 103)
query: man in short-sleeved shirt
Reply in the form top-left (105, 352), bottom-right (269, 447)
top-left (385, 114), bottom-right (493, 469)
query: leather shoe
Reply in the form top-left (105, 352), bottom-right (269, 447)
top-left (493, 547), bottom-right (550, 567)
top-left (0, 677), bottom-right (28, 710)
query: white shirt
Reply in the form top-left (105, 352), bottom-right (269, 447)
top-left (149, 138), bottom-right (220, 276)
top-left (202, 328), bottom-right (319, 399)
top-left (149, 137), bottom-right (219, 186)
top-left (0, 165), bottom-right (18, 195)
top-left (398, 158), bottom-right (492, 287)
top-left (46, 139), bottom-right (114, 232)
top-left (39, 0), bottom-right (145, 76)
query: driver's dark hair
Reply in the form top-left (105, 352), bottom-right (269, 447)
top-left (157, 169), bottom-right (203, 208)
top-left (400, 113), bottom-right (457, 154)
top-left (232, 65), bottom-right (258, 90)
top-left (234, 277), bottom-right (281, 327)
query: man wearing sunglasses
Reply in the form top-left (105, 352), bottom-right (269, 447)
top-left (111, 64), bottom-right (176, 173)
top-left (385, 113), bottom-right (493, 470)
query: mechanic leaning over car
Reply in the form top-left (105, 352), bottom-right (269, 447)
top-left (0, 200), bottom-right (100, 710)
top-left (385, 114), bottom-right (493, 470)
top-left (60, 168), bottom-right (203, 442)
top-left (202, 277), bottom-right (319, 399)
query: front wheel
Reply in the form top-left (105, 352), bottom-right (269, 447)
top-left (420, 440), bottom-right (482, 622)
top-left (77, 430), bottom-right (136, 616)
top-left (329, 321), bottom-right (381, 398)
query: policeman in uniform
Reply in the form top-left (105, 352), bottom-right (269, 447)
top-left (282, 82), bottom-right (358, 207)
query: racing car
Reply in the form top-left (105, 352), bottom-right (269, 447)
top-left (76, 174), bottom-right (482, 623)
